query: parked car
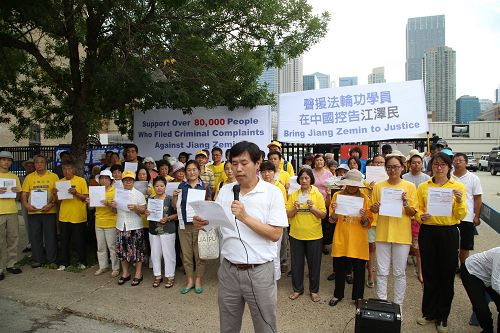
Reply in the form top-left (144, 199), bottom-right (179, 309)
top-left (466, 154), bottom-right (478, 172)
top-left (488, 146), bottom-right (500, 175)
top-left (479, 154), bottom-right (489, 171)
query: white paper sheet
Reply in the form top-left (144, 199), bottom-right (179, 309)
top-left (0, 178), bottom-right (17, 198)
top-left (115, 189), bottom-right (132, 211)
top-left (114, 180), bottom-right (123, 189)
top-left (287, 176), bottom-right (300, 195)
top-left (298, 194), bottom-right (308, 204)
top-left (147, 199), bottom-right (164, 221)
top-left (335, 194), bottom-right (364, 217)
top-left (166, 182), bottom-right (180, 196)
top-left (56, 180), bottom-right (74, 200)
top-left (178, 189), bottom-right (206, 229)
top-left (134, 181), bottom-right (149, 195)
top-left (189, 200), bottom-right (235, 231)
top-left (89, 186), bottom-right (106, 207)
top-left (124, 162), bottom-right (138, 172)
top-left (427, 188), bottom-right (453, 217)
top-left (30, 190), bottom-right (48, 209)
top-left (379, 187), bottom-right (403, 218)
top-left (365, 166), bottom-right (389, 184)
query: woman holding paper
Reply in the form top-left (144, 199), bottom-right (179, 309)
top-left (415, 152), bottom-right (466, 332)
top-left (328, 169), bottom-right (372, 307)
top-left (311, 154), bottom-right (333, 256)
top-left (91, 170), bottom-right (120, 277)
top-left (172, 160), bottom-right (208, 294)
top-left (286, 168), bottom-right (326, 302)
top-left (145, 176), bottom-right (177, 288)
top-left (112, 170), bottom-right (147, 286)
top-left (370, 153), bottom-right (417, 312)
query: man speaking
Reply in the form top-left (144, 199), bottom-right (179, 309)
top-left (194, 141), bottom-right (287, 333)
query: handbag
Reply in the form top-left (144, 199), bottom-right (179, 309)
top-left (198, 228), bottom-right (220, 260)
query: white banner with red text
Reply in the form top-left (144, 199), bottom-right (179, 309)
top-left (278, 81), bottom-right (428, 143)
top-left (134, 106), bottom-right (272, 160)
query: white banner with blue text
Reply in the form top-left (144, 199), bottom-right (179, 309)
top-left (134, 106), bottom-right (272, 160)
top-left (278, 81), bottom-right (428, 143)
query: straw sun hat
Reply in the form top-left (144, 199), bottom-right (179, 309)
top-left (334, 169), bottom-right (365, 188)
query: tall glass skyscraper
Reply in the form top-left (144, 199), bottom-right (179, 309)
top-left (456, 95), bottom-right (480, 123)
top-left (303, 72), bottom-right (331, 90)
top-left (339, 77), bottom-right (358, 87)
top-left (368, 67), bottom-right (386, 84)
top-left (406, 15), bottom-right (445, 81)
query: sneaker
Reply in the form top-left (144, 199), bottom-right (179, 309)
top-left (111, 270), bottom-right (120, 277)
top-left (78, 264), bottom-right (86, 270)
top-left (94, 268), bottom-right (109, 276)
top-left (436, 321), bottom-right (448, 333)
top-left (416, 316), bottom-right (436, 325)
top-left (57, 265), bottom-right (66, 271)
top-left (6, 267), bottom-right (22, 274)
top-left (327, 272), bottom-right (336, 281)
top-left (22, 244), bottom-right (32, 253)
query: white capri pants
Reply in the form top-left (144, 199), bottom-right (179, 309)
top-left (95, 227), bottom-right (120, 271)
top-left (376, 242), bottom-right (410, 306)
top-left (149, 233), bottom-right (176, 278)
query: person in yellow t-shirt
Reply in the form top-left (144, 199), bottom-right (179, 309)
top-left (415, 152), bottom-right (466, 330)
top-left (88, 170), bottom-right (119, 277)
top-left (54, 161), bottom-right (89, 270)
top-left (371, 153), bottom-right (417, 309)
top-left (214, 161), bottom-right (236, 200)
top-left (260, 160), bottom-right (288, 280)
top-left (267, 140), bottom-right (295, 176)
top-left (328, 169), bottom-right (372, 307)
top-left (21, 154), bottom-right (59, 267)
top-left (268, 151), bottom-right (290, 190)
top-left (207, 147), bottom-right (227, 193)
top-left (0, 151), bottom-right (23, 278)
top-left (286, 168), bottom-right (326, 302)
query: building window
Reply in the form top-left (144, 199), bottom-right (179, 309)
top-left (486, 133), bottom-right (490, 138)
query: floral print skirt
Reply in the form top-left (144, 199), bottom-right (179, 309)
top-left (116, 229), bottom-right (145, 262)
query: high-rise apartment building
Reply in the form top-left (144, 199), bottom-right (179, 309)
top-left (496, 85), bottom-right (500, 103)
top-left (339, 77), bottom-right (358, 87)
top-left (303, 72), bottom-right (331, 90)
top-left (406, 15), bottom-right (445, 81)
top-left (423, 46), bottom-right (456, 122)
top-left (479, 99), bottom-right (494, 113)
top-left (368, 67), bottom-right (386, 84)
top-left (258, 56), bottom-right (303, 132)
top-left (456, 95), bottom-right (480, 123)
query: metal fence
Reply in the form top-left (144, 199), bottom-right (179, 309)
top-left (281, 139), bottom-right (428, 172)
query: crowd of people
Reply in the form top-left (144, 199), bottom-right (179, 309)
top-left (0, 138), bottom-right (499, 333)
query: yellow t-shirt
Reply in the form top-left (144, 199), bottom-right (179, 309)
top-left (276, 170), bottom-right (291, 188)
top-left (280, 158), bottom-right (295, 177)
top-left (58, 176), bottom-right (88, 223)
top-left (95, 186), bottom-right (117, 228)
top-left (372, 180), bottom-right (417, 245)
top-left (274, 180), bottom-right (287, 203)
top-left (286, 186), bottom-right (325, 240)
top-left (208, 163), bottom-right (227, 192)
top-left (416, 178), bottom-right (467, 226)
top-left (22, 171), bottom-right (60, 214)
top-left (0, 172), bottom-right (21, 215)
top-left (330, 191), bottom-right (372, 260)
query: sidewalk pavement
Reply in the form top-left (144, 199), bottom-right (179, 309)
top-left (1, 217), bottom-right (499, 332)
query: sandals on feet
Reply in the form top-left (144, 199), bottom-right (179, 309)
top-left (131, 275), bottom-right (143, 286)
top-left (152, 277), bottom-right (163, 288)
top-left (165, 277), bottom-right (175, 288)
top-left (288, 291), bottom-right (303, 300)
top-left (117, 275), bottom-right (131, 285)
top-left (310, 293), bottom-right (321, 302)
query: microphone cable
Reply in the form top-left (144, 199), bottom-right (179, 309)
top-left (232, 184), bottom-right (276, 333)
top-left (234, 217), bottom-right (276, 333)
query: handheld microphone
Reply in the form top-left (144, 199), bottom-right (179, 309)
top-left (233, 185), bottom-right (240, 201)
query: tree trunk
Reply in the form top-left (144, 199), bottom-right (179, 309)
top-left (70, 101), bottom-right (89, 177)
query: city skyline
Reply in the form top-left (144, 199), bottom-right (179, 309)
top-left (303, 0), bottom-right (500, 101)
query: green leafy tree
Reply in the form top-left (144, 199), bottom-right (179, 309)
top-left (0, 0), bottom-right (329, 173)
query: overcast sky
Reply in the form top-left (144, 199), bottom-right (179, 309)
top-left (303, 0), bottom-right (500, 101)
